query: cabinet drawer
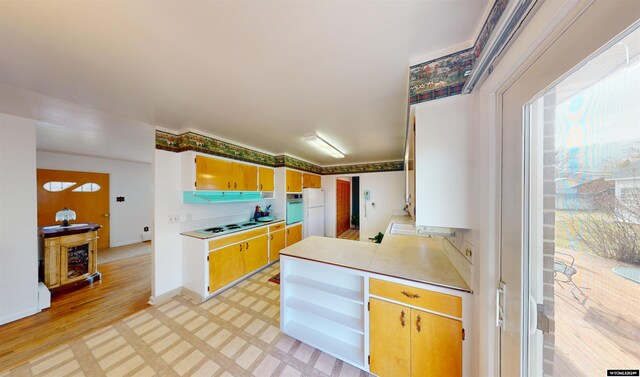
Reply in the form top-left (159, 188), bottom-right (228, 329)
top-left (369, 278), bottom-right (462, 318)
top-left (269, 222), bottom-right (285, 232)
top-left (209, 227), bottom-right (268, 250)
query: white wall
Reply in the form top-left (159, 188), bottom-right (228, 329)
top-left (0, 113), bottom-right (40, 325)
top-left (153, 149), bottom-right (274, 301)
top-left (322, 171), bottom-right (405, 240)
top-left (37, 151), bottom-right (153, 247)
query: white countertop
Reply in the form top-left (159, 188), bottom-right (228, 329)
top-left (280, 216), bottom-right (471, 292)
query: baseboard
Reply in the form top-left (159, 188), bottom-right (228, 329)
top-left (147, 287), bottom-right (182, 305)
top-left (0, 306), bottom-right (40, 326)
top-left (109, 239), bottom-right (147, 248)
top-left (181, 287), bottom-right (203, 302)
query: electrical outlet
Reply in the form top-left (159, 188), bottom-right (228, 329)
top-left (169, 215), bottom-right (179, 223)
top-left (185, 213), bottom-right (192, 221)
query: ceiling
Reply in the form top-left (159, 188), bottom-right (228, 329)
top-left (0, 1), bottom-right (489, 165)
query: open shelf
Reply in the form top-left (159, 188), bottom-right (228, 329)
top-left (285, 297), bottom-right (363, 334)
top-left (286, 274), bottom-right (363, 304)
top-left (284, 320), bottom-right (364, 368)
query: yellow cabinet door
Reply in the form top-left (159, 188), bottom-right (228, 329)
top-left (259, 167), bottom-right (274, 191)
top-left (232, 162), bottom-right (258, 191)
top-left (196, 155), bottom-right (233, 191)
top-left (369, 298), bottom-right (411, 377)
top-left (303, 172), bottom-right (321, 188)
top-left (285, 224), bottom-right (303, 246)
top-left (209, 243), bottom-right (244, 293)
top-left (411, 308), bottom-right (462, 377)
top-left (243, 235), bottom-right (268, 274)
top-left (269, 229), bottom-right (285, 262)
top-left (286, 170), bottom-right (303, 192)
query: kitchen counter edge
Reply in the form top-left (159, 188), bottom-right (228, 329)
top-left (180, 219), bottom-right (286, 240)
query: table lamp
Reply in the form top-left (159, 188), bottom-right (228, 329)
top-left (55, 207), bottom-right (76, 227)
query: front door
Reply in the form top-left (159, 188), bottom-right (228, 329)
top-left (37, 169), bottom-right (110, 250)
top-left (498, 2), bottom-right (639, 375)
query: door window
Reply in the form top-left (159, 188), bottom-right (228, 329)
top-left (525, 26), bottom-right (640, 377)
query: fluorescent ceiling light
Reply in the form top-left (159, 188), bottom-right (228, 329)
top-left (304, 135), bottom-right (345, 158)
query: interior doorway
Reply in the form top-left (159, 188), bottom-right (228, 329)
top-left (37, 169), bottom-right (110, 250)
top-left (336, 176), bottom-right (360, 240)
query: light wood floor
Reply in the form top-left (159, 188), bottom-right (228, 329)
top-left (337, 228), bottom-right (360, 240)
top-left (0, 253), bottom-right (151, 372)
top-left (553, 247), bottom-right (640, 376)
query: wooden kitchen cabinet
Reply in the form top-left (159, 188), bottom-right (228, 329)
top-left (196, 155), bottom-right (233, 191)
top-left (369, 279), bottom-right (463, 377)
top-left (302, 172), bottom-right (321, 188)
top-left (411, 308), bottom-right (462, 377)
top-left (243, 234), bottom-right (269, 274)
top-left (285, 223), bottom-right (303, 246)
top-left (233, 163), bottom-right (258, 191)
top-left (286, 169), bottom-right (303, 192)
top-left (259, 167), bottom-right (275, 191)
top-left (209, 242), bottom-right (244, 293)
top-left (269, 229), bottom-right (285, 262)
top-left (192, 154), bottom-right (258, 191)
top-left (370, 298), bottom-right (411, 377)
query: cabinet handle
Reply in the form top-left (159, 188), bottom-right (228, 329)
top-left (260, 183), bottom-right (263, 190)
top-left (270, 235), bottom-right (273, 240)
top-left (228, 182), bottom-right (231, 189)
top-left (401, 291), bottom-right (420, 299)
top-left (287, 185), bottom-right (289, 191)
top-left (416, 315), bottom-right (422, 333)
top-left (245, 242), bottom-right (249, 249)
top-left (400, 310), bottom-right (406, 327)
top-left (234, 182), bottom-right (237, 189)
top-left (239, 244), bottom-right (243, 252)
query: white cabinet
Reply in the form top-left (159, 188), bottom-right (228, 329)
top-left (413, 94), bottom-right (473, 229)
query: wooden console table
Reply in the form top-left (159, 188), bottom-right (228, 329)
top-left (39, 223), bottom-right (102, 292)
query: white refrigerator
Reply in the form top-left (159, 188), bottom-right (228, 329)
top-left (303, 188), bottom-right (325, 238)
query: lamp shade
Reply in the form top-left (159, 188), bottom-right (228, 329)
top-left (55, 208), bottom-right (76, 226)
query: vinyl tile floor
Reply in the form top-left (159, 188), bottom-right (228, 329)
top-left (4, 263), bottom-right (372, 377)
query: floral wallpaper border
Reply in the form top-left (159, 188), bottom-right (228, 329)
top-left (409, 0), bottom-right (509, 105)
top-left (156, 130), bottom-right (403, 175)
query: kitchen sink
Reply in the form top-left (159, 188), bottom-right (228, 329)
top-left (389, 223), bottom-right (416, 236)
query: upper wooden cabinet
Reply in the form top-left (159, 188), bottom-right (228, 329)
top-left (195, 155), bottom-right (233, 191)
top-left (302, 172), bottom-right (321, 188)
top-left (189, 154), bottom-right (259, 191)
top-left (286, 169), bottom-right (303, 193)
top-left (259, 167), bottom-right (275, 191)
top-left (233, 163), bottom-right (257, 191)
